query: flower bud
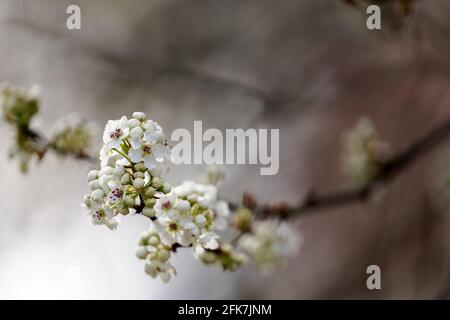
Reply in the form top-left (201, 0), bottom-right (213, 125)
top-left (133, 112), bottom-right (147, 121)
top-left (117, 206), bottom-right (129, 215)
top-left (87, 170), bottom-right (99, 182)
top-left (124, 196), bottom-right (135, 207)
top-left (128, 118), bottom-right (141, 128)
top-left (142, 207), bottom-right (156, 218)
top-left (157, 250), bottom-right (170, 262)
top-left (195, 214), bottom-right (207, 226)
top-left (144, 187), bottom-right (156, 198)
top-left (91, 189), bottom-right (104, 202)
top-left (144, 198), bottom-right (156, 208)
top-left (136, 246), bottom-right (148, 259)
top-left (113, 166), bottom-right (125, 176)
top-left (151, 177), bottom-right (163, 189)
top-left (148, 235), bottom-right (160, 246)
top-left (144, 263), bottom-right (158, 278)
top-left (175, 199), bottom-right (190, 212)
top-left (99, 166), bottom-right (113, 176)
top-left (233, 207), bottom-right (253, 232)
top-left (120, 173), bottom-right (131, 185)
top-left (159, 272), bottom-right (171, 283)
top-left (198, 251), bottom-right (217, 264)
top-left (134, 163), bottom-right (146, 172)
top-left (83, 195), bottom-right (92, 208)
top-left (133, 178), bottom-right (145, 189)
top-left (89, 180), bottom-right (101, 191)
top-left (133, 171), bottom-right (145, 179)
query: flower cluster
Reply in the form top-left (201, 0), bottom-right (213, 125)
top-left (83, 112), bottom-right (173, 230)
top-left (136, 225), bottom-right (176, 283)
top-left (194, 232), bottom-right (247, 271)
top-left (341, 118), bottom-right (390, 186)
top-left (238, 219), bottom-right (301, 272)
top-left (82, 111), bottom-right (302, 282)
top-left (100, 112), bottom-right (171, 173)
top-left (0, 84), bottom-right (42, 172)
top-left (135, 180), bottom-right (237, 281)
top-left (153, 180), bottom-right (229, 246)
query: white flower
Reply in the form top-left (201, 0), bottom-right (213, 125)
top-left (89, 205), bottom-right (119, 230)
top-left (142, 119), bottom-right (164, 144)
top-left (145, 260), bottom-right (176, 283)
top-left (197, 232), bottom-right (220, 250)
top-left (128, 142), bottom-right (170, 170)
top-left (102, 116), bottom-right (129, 149)
top-left (239, 220), bottom-right (302, 272)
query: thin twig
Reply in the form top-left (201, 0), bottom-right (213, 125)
top-left (273, 116), bottom-right (450, 218)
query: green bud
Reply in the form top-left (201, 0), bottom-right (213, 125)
top-left (124, 196), bottom-right (135, 207)
top-left (234, 207), bottom-right (253, 232)
top-left (83, 195), bottom-right (92, 208)
top-left (87, 170), bottom-right (99, 182)
top-left (199, 251), bottom-right (217, 264)
top-left (133, 178), bottom-right (145, 189)
top-left (133, 112), bottom-right (147, 121)
top-left (89, 180), bottom-right (101, 191)
top-left (134, 163), bottom-right (146, 172)
top-left (128, 118), bottom-right (141, 128)
top-left (91, 189), bottom-right (104, 202)
top-left (144, 263), bottom-right (157, 277)
top-left (117, 206), bottom-right (129, 215)
top-left (136, 246), bottom-right (148, 260)
top-left (157, 250), bottom-right (170, 262)
top-left (120, 173), bottom-right (131, 185)
top-left (151, 177), bottom-right (163, 189)
top-left (133, 171), bottom-right (145, 179)
top-left (142, 207), bottom-right (156, 218)
top-left (144, 198), bottom-right (156, 208)
top-left (191, 203), bottom-right (201, 215)
top-left (148, 235), bottom-right (160, 246)
top-left (144, 187), bottom-right (156, 198)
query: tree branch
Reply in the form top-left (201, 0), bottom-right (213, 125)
top-left (20, 115), bottom-right (450, 220)
top-left (262, 117), bottom-right (450, 219)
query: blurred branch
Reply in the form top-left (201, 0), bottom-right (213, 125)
top-left (258, 116), bottom-right (450, 219)
top-left (6, 18), bottom-right (294, 111)
top-left (25, 127), bottom-right (97, 164)
top-left (17, 114), bottom-right (450, 219)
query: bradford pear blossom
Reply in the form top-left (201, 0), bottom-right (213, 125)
top-left (238, 219), bottom-right (302, 272)
top-left (128, 142), bottom-right (171, 170)
top-left (194, 237), bottom-right (247, 271)
top-left (153, 181), bottom-right (230, 246)
top-left (341, 117), bottom-right (391, 186)
top-left (103, 116), bottom-right (130, 150)
top-left (99, 112), bottom-right (172, 173)
top-left (136, 224), bottom-right (177, 283)
top-left (83, 111), bottom-right (173, 230)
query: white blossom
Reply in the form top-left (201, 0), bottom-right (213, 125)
top-left (239, 219), bottom-right (302, 272)
top-left (153, 181), bottom-right (230, 247)
top-left (83, 112), bottom-right (173, 230)
top-left (103, 116), bottom-right (130, 150)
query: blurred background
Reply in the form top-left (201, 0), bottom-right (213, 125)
top-left (1, 0), bottom-right (450, 299)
